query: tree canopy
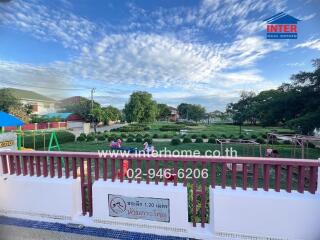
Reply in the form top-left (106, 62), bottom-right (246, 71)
top-left (124, 91), bottom-right (157, 123)
top-left (177, 103), bottom-right (205, 122)
top-left (227, 59), bottom-right (320, 134)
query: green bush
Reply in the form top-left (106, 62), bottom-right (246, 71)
top-left (108, 136), bottom-right (115, 141)
top-left (86, 135), bottom-right (95, 142)
top-left (183, 137), bottom-right (192, 143)
top-left (153, 133), bottom-right (159, 138)
top-left (120, 133), bottom-right (128, 138)
top-left (135, 134), bottom-right (143, 139)
top-left (220, 134), bottom-right (227, 138)
top-left (79, 133), bottom-right (86, 138)
top-left (229, 134), bottom-right (234, 139)
top-left (308, 142), bottom-right (316, 148)
top-left (256, 138), bottom-right (266, 144)
top-left (261, 134), bottom-right (267, 139)
top-left (144, 134), bottom-right (150, 138)
top-left (144, 138), bottom-right (153, 144)
top-left (171, 138), bottom-right (181, 145)
top-left (201, 134), bottom-right (208, 139)
top-left (135, 137), bottom-right (143, 143)
top-left (239, 134), bottom-right (244, 139)
top-left (191, 134), bottom-right (197, 139)
top-left (162, 134), bottom-right (169, 139)
top-left (208, 137), bottom-right (216, 143)
top-left (283, 140), bottom-right (291, 145)
top-left (117, 125), bottom-right (145, 132)
top-left (126, 137), bottom-right (134, 143)
top-left (128, 134), bottom-right (135, 138)
top-left (195, 137), bottom-right (203, 143)
top-left (210, 134), bottom-right (216, 138)
top-left (251, 134), bottom-right (257, 139)
top-left (76, 135), bottom-right (86, 142)
top-left (160, 125), bottom-right (185, 131)
top-left (97, 135), bottom-right (105, 141)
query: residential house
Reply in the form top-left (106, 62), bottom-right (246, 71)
top-left (4, 88), bottom-right (56, 115)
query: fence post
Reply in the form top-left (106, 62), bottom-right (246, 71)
top-left (317, 158), bottom-right (320, 194)
top-left (35, 123), bottom-right (38, 131)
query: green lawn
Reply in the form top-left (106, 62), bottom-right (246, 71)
top-left (60, 141), bottom-right (320, 159)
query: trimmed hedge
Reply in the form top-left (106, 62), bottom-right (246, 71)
top-left (208, 137), bottom-right (216, 143)
top-left (160, 125), bottom-right (185, 131)
top-left (153, 133), bottom-right (159, 138)
top-left (195, 137), bottom-right (203, 143)
top-left (126, 137), bottom-right (134, 143)
top-left (135, 137), bottom-right (143, 143)
top-left (144, 138), bottom-right (153, 144)
top-left (256, 138), bottom-right (266, 144)
top-left (201, 134), bottom-right (208, 139)
top-left (171, 138), bottom-right (181, 145)
top-left (183, 137), bottom-right (192, 143)
top-left (76, 135), bottom-right (86, 142)
top-left (191, 134), bottom-right (198, 139)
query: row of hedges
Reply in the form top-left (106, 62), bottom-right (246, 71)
top-left (111, 123), bottom-right (151, 132)
top-left (159, 125), bottom-right (186, 131)
top-left (23, 131), bottom-right (75, 149)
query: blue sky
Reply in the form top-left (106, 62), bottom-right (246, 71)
top-left (0, 0), bottom-right (319, 111)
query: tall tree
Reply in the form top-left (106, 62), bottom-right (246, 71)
top-left (64, 98), bottom-right (100, 122)
top-left (0, 88), bottom-right (20, 112)
top-left (124, 91), bottom-right (157, 123)
top-left (157, 103), bottom-right (171, 120)
top-left (177, 103), bottom-right (206, 122)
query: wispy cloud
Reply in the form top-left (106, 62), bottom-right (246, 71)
top-left (0, 0), bottom-right (293, 110)
top-left (295, 39), bottom-right (320, 51)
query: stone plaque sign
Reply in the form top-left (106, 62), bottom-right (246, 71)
top-left (108, 194), bottom-right (170, 222)
top-left (0, 132), bottom-right (17, 151)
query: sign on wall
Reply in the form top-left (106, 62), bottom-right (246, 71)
top-left (108, 194), bottom-right (170, 222)
top-left (0, 132), bottom-right (17, 151)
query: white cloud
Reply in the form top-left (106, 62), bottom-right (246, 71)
top-left (295, 39), bottom-right (320, 51)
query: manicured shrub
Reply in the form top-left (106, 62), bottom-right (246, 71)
top-left (229, 134), bottom-right (234, 139)
top-left (220, 134), bottom-right (227, 138)
top-left (121, 133), bottom-right (128, 138)
top-left (97, 134), bottom-right (105, 141)
top-left (183, 137), bottom-right (192, 143)
top-left (86, 135), bottom-right (95, 142)
top-left (210, 134), bottom-right (216, 138)
top-left (308, 142), bottom-right (316, 148)
top-left (108, 136), bottom-right (115, 141)
top-left (208, 137), bottom-right (216, 143)
top-left (144, 134), bottom-right (150, 138)
top-left (128, 134), bottom-right (135, 138)
top-left (191, 134), bottom-right (197, 139)
top-left (144, 138), bottom-right (153, 144)
top-left (160, 125), bottom-right (185, 131)
top-left (239, 134), bottom-right (244, 139)
top-left (283, 140), bottom-right (291, 145)
top-left (256, 138), bottom-right (266, 144)
top-left (251, 134), bottom-right (257, 139)
top-left (162, 134), bottom-right (169, 139)
top-left (79, 133), bottom-right (86, 138)
top-left (76, 135), bottom-right (86, 142)
top-left (153, 133), bottom-right (159, 138)
top-left (201, 134), bottom-right (208, 139)
top-left (135, 134), bottom-right (143, 139)
top-left (195, 137), bottom-right (203, 143)
top-left (171, 138), bottom-right (181, 145)
top-left (126, 137), bottom-right (134, 143)
top-left (135, 137), bottom-right (143, 143)
top-left (261, 134), bottom-right (267, 139)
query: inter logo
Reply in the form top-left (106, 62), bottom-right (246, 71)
top-left (264, 12), bottom-right (301, 39)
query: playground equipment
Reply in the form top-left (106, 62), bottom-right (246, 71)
top-left (267, 133), bottom-right (320, 159)
top-left (216, 138), bottom-right (262, 157)
top-left (16, 130), bottom-right (61, 151)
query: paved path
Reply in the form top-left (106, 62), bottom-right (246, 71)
top-left (0, 225), bottom-right (116, 240)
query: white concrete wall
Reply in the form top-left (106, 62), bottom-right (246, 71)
top-left (0, 175), bottom-right (82, 223)
top-left (211, 187), bottom-right (320, 240)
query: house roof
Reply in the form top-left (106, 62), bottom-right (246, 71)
top-left (3, 88), bottom-right (55, 102)
top-left (264, 12), bottom-right (300, 24)
top-left (59, 96), bottom-right (89, 105)
top-left (0, 111), bottom-right (24, 127)
top-left (43, 112), bottom-right (73, 119)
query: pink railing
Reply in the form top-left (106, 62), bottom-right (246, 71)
top-left (1, 151), bottom-right (319, 228)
